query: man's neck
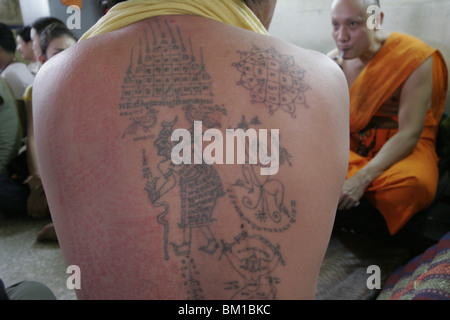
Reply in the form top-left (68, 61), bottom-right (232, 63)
top-left (358, 30), bottom-right (389, 65)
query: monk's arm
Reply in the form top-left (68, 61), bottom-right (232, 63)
top-left (339, 57), bottom-right (433, 210)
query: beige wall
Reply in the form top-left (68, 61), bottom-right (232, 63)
top-left (269, 0), bottom-right (450, 114)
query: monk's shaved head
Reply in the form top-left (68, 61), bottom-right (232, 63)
top-left (366, 0), bottom-right (380, 7)
top-left (332, 0), bottom-right (380, 11)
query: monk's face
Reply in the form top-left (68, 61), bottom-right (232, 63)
top-left (331, 0), bottom-right (379, 60)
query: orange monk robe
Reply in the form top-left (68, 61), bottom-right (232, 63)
top-left (347, 32), bottom-right (448, 235)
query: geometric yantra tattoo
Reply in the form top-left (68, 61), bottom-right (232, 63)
top-left (233, 45), bottom-right (310, 118)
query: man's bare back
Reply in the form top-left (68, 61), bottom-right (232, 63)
top-left (33, 15), bottom-right (349, 299)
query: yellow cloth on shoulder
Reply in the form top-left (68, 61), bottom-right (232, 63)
top-left (23, 84), bottom-right (33, 103)
top-left (80, 0), bottom-right (269, 40)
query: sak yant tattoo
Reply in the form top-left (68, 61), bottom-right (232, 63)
top-left (119, 18), bottom-right (302, 299)
top-left (229, 116), bottom-right (296, 233)
top-left (144, 117), bottom-right (225, 260)
top-left (221, 231), bottom-right (285, 300)
top-left (233, 45), bottom-right (310, 118)
top-left (119, 19), bottom-right (215, 141)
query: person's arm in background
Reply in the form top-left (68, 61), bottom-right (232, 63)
top-left (23, 85), bottom-right (49, 218)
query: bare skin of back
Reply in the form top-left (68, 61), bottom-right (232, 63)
top-left (33, 15), bottom-right (349, 300)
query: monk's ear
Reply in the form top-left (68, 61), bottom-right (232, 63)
top-left (378, 11), bottom-right (385, 29)
top-left (372, 11), bottom-right (384, 31)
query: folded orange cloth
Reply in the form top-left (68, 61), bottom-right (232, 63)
top-left (61, 0), bottom-right (82, 9)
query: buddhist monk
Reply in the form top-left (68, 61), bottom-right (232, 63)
top-left (329, 0), bottom-right (448, 235)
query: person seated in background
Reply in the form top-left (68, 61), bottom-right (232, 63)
top-left (0, 23), bottom-right (34, 101)
top-left (0, 278), bottom-right (56, 300)
top-left (0, 76), bottom-right (27, 219)
top-left (16, 26), bottom-right (41, 77)
top-left (21, 18), bottom-right (67, 224)
top-left (0, 24), bottom-right (33, 219)
top-left (32, 0), bottom-right (349, 299)
top-left (39, 23), bottom-right (78, 61)
top-left (30, 17), bottom-right (65, 65)
top-left (328, 0), bottom-right (448, 236)
top-left (23, 23), bottom-right (77, 241)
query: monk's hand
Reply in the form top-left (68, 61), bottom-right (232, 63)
top-left (338, 173), bottom-right (369, 211)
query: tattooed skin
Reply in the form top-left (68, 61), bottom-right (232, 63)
top-left (221, 231), bottom-right (284, 300)
top-left (144, 117), bottom-right (225, 260)
top-left (233, 46), bottom-right (311, 118)
top-left (119, 18), bottom-right (307, 299)
top-left (119, 19), bottom-right (216, 141)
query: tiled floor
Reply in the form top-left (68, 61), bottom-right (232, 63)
top-left (0, 215), bottom-right (76, 300)
top-left (1, 210), bottom-right (428, 300)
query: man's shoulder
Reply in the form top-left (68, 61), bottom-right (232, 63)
top-left (387, 32), bottom-right (435, 53)
top-left (257, 35), bottom-right (345, 82)
top-left (3, 62), bottom-right (34, 81)
top-left (0, 76), bottom-right (15, 102)
top-left (5, 62), bottom-right (32, 73)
